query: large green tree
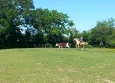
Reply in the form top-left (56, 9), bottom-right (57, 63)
top-left (31, 8), bottom-right (74, 44)
top-left (0, 0), bottom-right (34, 48)
top-left (90, 18), bottom-right (115, 47)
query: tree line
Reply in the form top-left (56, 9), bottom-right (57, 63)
top-left (0, 0), bottom-right (115, 49)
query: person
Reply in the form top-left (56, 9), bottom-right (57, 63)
top-left (79, 36), bottom-right (83, 43)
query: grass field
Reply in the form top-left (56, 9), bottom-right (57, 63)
top-left (0, 48), bottom-right (115, 83)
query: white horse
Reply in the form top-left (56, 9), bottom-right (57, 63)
top-left (74, 38), bottom-right (88, 50)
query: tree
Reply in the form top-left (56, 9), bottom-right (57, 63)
top-left (90, 18), bottom-right (115, 47)
top-left (0, 0), bottom-right (34, 48)
top-left (106, 28), bottom-right (115, 47)
top-left (31, 8), bottom-right (75, 44)
top-left (67, 27), bottom-right (79, 47)
top-left (81, 30), bottom-right (89, 42)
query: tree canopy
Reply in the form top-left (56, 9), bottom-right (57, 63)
top-left (89, 18), bottom-right (115, 47)
top-left (0, 0), bottom-right (75, 48)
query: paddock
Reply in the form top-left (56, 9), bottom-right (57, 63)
top-left (0, 48), bottom-right (115, 83)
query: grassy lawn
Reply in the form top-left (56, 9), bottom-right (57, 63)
top-left (0, 48), bottom-right (115, 83)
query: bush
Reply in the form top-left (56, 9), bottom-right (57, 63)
top-left (45, 43), bottom-right (52, 48)
top-left (85, 45), bottom-right (94, 48)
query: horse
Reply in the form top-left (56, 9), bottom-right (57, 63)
top-left (74, 38), bottom-right (88, 50)
top-left (99, 42), bottom-right (104, 48)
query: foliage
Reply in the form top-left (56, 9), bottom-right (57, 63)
top-left (106, 28), bottom-right (115, 47)
top-left (0, 0), bottom-right (34, 48)
top-left (31, 8), bottom-right (74, 44)
top-left (68, 27), bottom-right (79, 47)
top-left (89, 18), bottom-right (115, 47)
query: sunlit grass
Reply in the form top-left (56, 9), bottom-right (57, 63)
top-left (0, 48), bottom-right (115, 83)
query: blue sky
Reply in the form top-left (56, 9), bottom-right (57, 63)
top-left (33, 0), bottom-right (115, 32)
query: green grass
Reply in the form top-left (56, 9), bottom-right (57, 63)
top-left (0, 48), bottom-right (115, 83)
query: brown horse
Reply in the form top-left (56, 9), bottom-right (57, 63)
top-left (74, 38), bottom-right (88, 50)
top-left (99, 42), bottom-right (104, 48)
